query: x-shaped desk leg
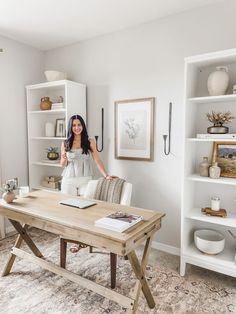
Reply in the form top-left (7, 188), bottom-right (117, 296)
top-left (1, 220), bottom-right (43, 277)
top-left (127, 235), bottom-right (155, 313)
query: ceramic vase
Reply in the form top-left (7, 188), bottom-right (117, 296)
top-left (209, 162), bottom-right (221, 179)
top-left (40, 97), bottom-right (52, 110)
top-left (45, 122), bottom-right (55, 137)
top-left (199, 157), bottom-right (210, 177)
top-left (2, 191), bottom-right (15, 203)
top-left (207, 66), bottom-right (229, 96)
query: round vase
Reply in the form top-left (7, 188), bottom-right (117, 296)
top-left (2, 191), bottom-right (15, 203)
top-left (47, 152), bottom-right (59, 160)
top-left (199, 157), bottom-right (210, 177)
top-left (207, 66), bottom-right (229, 96)
top-left (209, 162), bottom-right (221, 179)
top-left (207, 125), bottom-right (229, 134)
top-left (40, 97), bottom-right (52, 110)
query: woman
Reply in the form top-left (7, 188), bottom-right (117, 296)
top-left (60, 114), bottom-right (113, 196)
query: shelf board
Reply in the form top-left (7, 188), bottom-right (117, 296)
top-left (185, 208), bottom-right (236, 228)
top-left (187, 138), bottom-right (236, 142)
top-left (188, 94), bottom-right (236, 103)
top-left (28, 109), bottom-right (66, 114)
top-left (183, 244), bottom-right (236, 277)
top-left (187, 174), bottom-right (236, 185)
top-left (31, 162), bottom-right (61, 168)
top-left (30, 137), bottom-right (66, 140)
top-left (26, 80), bottom-right (67, 90)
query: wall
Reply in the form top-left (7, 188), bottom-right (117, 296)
top-left (44, 1), bottom-right (236, 250)
top-left (0, 35), bottom-right (44, 231)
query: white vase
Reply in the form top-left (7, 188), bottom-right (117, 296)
top-left (45, 122), bottom-right (55, 137)
top-left (207, 66), bottom-right (229, 96)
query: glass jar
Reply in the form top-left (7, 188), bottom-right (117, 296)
top-left (211, 197), bottom-right (220, 211)
top-left (199, 157), bottom-right (210, 177)
top-left (209, 162), bottom-right (221, 179)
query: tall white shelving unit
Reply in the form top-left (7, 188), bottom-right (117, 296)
top-left (26, 80), bottom-right (86, 191)
top-left (181, 48), bottom-right (236, 277)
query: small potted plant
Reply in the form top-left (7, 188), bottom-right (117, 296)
top-left (206, 111), bottom-right (235, 134)
top-left (46, 147), bottom-right (59, 160)
top-left (0, 181), bottom-right (17, 203)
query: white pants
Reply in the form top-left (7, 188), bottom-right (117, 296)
top-left (61, 176), bottom-right (92, 196)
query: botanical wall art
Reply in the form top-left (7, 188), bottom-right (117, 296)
top-left (212, 141), bottom-right (236, 178)
top-left (115, 97), bottom-right (154, 160)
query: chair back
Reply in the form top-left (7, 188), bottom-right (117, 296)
top-left (83, 180), bottom-right (132, 206)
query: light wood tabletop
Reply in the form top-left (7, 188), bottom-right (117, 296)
top-left (0, 190), bottom-right (165, 313)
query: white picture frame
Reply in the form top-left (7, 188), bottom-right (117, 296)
top-left (56, 119), bottom-right (66, 137)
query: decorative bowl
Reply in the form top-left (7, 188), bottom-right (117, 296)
top-left (44, 70), bottom-right (67, 82)
top-left (194, 229), bottom-right (225, 255)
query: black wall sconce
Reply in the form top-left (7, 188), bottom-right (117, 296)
top-left (95, 107), bottom-right (104, 152)
top-left (163, 102), bottom-right (172, 155)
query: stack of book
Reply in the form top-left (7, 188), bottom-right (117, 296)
top-left (95, 211), bottom-right (143, 232)
top-left (51, 102), bottom-right (64, 110)
top-left (41, 176), bottom-right (61, 190)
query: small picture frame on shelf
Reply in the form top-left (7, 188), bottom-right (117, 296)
top-left (212, 141), bottom-right (236, 178)
top-left (55, 119), bottom-right (66, 137)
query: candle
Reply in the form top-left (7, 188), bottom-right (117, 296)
top-left (211, 197), bottom-right (220, 211)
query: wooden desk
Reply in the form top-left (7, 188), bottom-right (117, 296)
top-left (0, 190), bottom-right (164, 313)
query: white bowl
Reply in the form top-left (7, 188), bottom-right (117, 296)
top-left (194, 229), bottom-right (225, 255)
top-left (44, 70), bottom-right (67, 82)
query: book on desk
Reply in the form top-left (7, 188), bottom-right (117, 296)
top-left (95, 211), bottom-right (143, 232)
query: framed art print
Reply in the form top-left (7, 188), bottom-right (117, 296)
top-left (212, 141), bottom-right (236, 178)
top-left (115, 97), bottom-right (154, 161)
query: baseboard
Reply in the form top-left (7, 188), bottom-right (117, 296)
top-left (152, 240), bottom-right (180, 256)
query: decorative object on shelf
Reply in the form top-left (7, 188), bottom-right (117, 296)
top-left (201, 207), bottom-right (227, 218)
top-left (211, 196), bottom-right (220, 211)
top-left (0, 180), bottom-right (17, 203)
top-left (207, 66), bottom-right (229, 96)
top-left (197, 133), bottom-right (236, 139)
top-left (40, 97), bottom-right (52, 110)
top-left (163, 102), bottom-right (172, 156)
top-left (212, 141), bottom-right (236, 178)
top-left (41, 176), bottom-right (61, 190)
top-left (95, 107), bottom-right (104, 152)
top-left (45, 122), bottom-right (55, 137)
top-left (44, 70), bottom-right (67, 82)
top-left (115, 97), bottom-right (154, 160)
top-left (194, 229), bottom-right (225, 255)
top-left (51, 97), bottom-right (64, 110)
top-left (199, 157), bottom-right (210, 177)
top-left (46, 147), bottom-right (59, 160)
top-left (209, 162), bottom-right (221, 179)
top-left (55, 118), bottom-right (66, 137)
top-left (233, 85), bottom-right (236, 94)
top-left (206, 111), bottom-right (234, 134)
top-left (228, 230), bottom-right (236, 265)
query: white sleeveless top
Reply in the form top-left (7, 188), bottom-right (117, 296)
top-left (62, 149), bottom-right (93, 178)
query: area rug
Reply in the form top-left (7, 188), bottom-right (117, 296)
top-left (0, 228), bottom-right (236, 313)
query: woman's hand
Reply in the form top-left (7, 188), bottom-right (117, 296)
top-left (105, 175), bottom-right (119, 180)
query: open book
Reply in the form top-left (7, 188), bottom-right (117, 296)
top-left (95, 211), bottom-right (143, 232)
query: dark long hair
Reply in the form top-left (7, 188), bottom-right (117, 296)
top-left (64, 115), bottom-right (91, 154)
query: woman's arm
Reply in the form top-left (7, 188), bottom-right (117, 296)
top-left (60, 142), bottom-right (68, 167)
top-left (90, 139), bottom-right (115, 179)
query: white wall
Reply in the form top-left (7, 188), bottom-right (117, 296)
top-left (0, 35), bottom-right (44, 186)
top-left (44, 1), bottom-right (236, 249)
top-left (0, 36), bottom-right (44, 231)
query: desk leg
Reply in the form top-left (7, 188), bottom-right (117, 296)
top-left (0, 216), bottom-right (5, 239)
top-left (1, 220), bottom-right (43, 277)
top-left (127, 235), bottom-right (155, 312)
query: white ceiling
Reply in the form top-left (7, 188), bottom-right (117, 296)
top-left (0, 0), bottom-right (223, 51)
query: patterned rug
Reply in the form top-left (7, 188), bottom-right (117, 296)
top-left (0, 228), bottom-right (235, 314)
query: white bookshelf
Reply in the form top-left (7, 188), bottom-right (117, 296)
top-left (26, 80), bottom-right (86, 191)
top-left (181, 48), bottom-right (236, 277)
